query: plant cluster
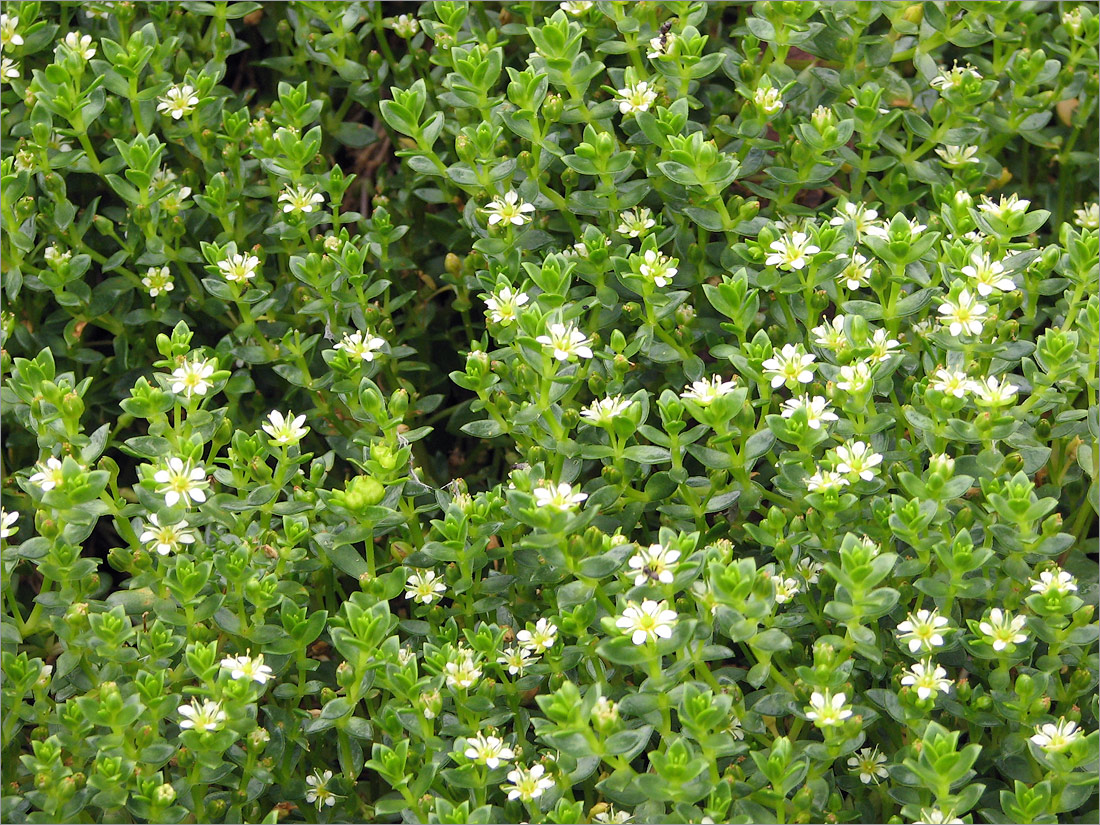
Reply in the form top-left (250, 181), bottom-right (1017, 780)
top-left (1, 2), bottom-right (1098, 824)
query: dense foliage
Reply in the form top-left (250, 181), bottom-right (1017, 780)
top-left (1, 2), bottom-right (1098, 823)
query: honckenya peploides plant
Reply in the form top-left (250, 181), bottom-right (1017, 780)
top-left (1, 2), bottom-right (1097, 824)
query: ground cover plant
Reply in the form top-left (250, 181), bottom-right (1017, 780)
top-left (1, 1), bottom-right (1098, 823)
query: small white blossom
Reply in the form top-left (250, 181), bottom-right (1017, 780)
top-left (444, 648), bottom-right (482, 690)
top-left (405, 570), bottom-right (447, 605)
top-left (536, 322), bottom-right (593, 361)
top-left (929, 61), bottom-right (982, 92)
top-left (517, 618), bottom-right (558, 653)
top-left (628, 543), bottom-right (681, 586)
top-left (49, 133), bottom-right (73, 153)
top-left (334, 330), bottom-right (386, 362)
top-left (836, 251), bottom-right (873, 290)
top-left (29, 457), bottom-right (68, 491)
top-left (484, 287), bottom-right (529, 326)
top-left (618, 207), bottom-right (657, 238)
top-left (484, 191), bottom-right (535, 227)
top-left (220, 652), bottom-right (274, 685)
top-left (0, 14), bottom-right (24, 48)
top-left (916, 807), bottom-right (964, 825)
top-left (761, 344), bottom-right (815, 389)
top-left (496, 646), bottom-right (538, 676)
top-left (305, 770), bottom-right (340, 808)
top-left (262, 410), bottom-right (309, 445)
top-left (161, 186), bottom-right (192, 213)
top-left (502, 763), bottom-right (554, 801)
top-left (581, 395), bottom-right (630, 425)
top-left (157, 84), bottom-right (199, 119)
top-left (938, 289), bottom-right (988, 336)
top-left (935, 145), bottom-right (980, 167)
top-left (977, 193), bottom-right (1030, 222)
top-left (972, 375), bottom-right (1019, 407)
top-left (781, 396), bottom-right (838, 430)
top-left (835, 441), bottom-right (883, 481)
top-left (1030, 718), bottom-right (1083, 752)
top-left (868, 328), bottom-right (901, 363)
top-left (962, 252), bottom-right (1015, 296)
top-left (978, 608), bottom-right (1028, 651)
top-left (533, 481), bottom-right (588, 511)
top-left (931, 368), bottom-right (978, 398)
top-left (806, 470), bottom-right (849, 493)
top-left (44, 245), bottom-right (72, 269)
top-left (837, 361), bottom-right (874, 395)
top-left (392, 14), bottom-right (419, 37)
top-left (217, 253), bottom-right (260, 283)
top-left (0, 57), bottom-right (17, 81)
top-left (153, 457), bottom-right (208, 508)
top-left (647, 31), bottom-right (676, 59)
top-left (812, 315), bottom-right (847, 351)
top-left (1073, 203), bottom-right (1099, 230)
top-left (774, 576), bottom-right (800, 604)
top-left (616, 81), bottom-right (658, 115)
top-left (177, 699), bottom-right (226, 732)
top-left (140, 514), bottom-right (196, 556)
top-left (681, 375), bottom-right (737, 405)
top-left (847, 747), bottom-right (888, 784)
top-left (1029, 568), bottom-right (1078, 597)
top-left (464, 733), bottom-right (515, 769)
top-left (797, 559), bottom-right (823, 584)
top-left (897, 609), bottom-right (951, 654)
top-left (616, 599), bottom-right (677, 645)
top-left (142, 266), bottom-right (174, 297)
top-left (279, 184), bottom-right (325, 214)
top-left (765, 231), bottom-right (820, 271)
top-left (63, 32), bottom-right (96, 60)
top-left (1, 509), bottom-right (19, 539)
top-left (753, 85), bottom-right (783, 115)
top-left (901, 658), bottom-right (952, 700)
top-left (559, 1), bottom-right (594, 13)
top-left (805, 691), bottom-right (852, 727)
top-left (830, 202), bottom-right (879, 236)
top-left (170, 358), bottom-right (216, 398)
top-left (595, 806), bottom-right (634, 824)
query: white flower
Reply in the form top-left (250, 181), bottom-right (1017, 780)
top-left (797, 559), bottom-right (822, 584)
top-left (1029, 568), bottom-right (1078, 597)
top-left (464, 733), bottom-right (515, 769)
top-left (765, 231), bottom-right (820, 271)
top-left (830, 202), bottom-right (879, 236)
top-left (502, 763), bottom-right (554, 802)
top-left (217, 252), bottom-right (260, 283)
top-left (628, 543), bottom-right (681, 586)
top-left (392, 14), bottom-right (419, 37)
top-left (305, 770), bottom-right (340, 808)
top-left (836, 251), bottom-right (873, 290)
top-left (1073, 203), bottom-right (1099, 230)
top-left (161, 186), bottom-right (192, 213)
top-left (868, 328), bottom-right (900, 363)
top-left (752, 85), bottom-right (783, 115)
top-left (618, 207), bottom-right (657, 238)
top-left (157, 84), bottom-right (199, 119)
top-left (616, 599), bottom-right (677, 645)
top-left (279, 184), bottom-right (325, 214)
top-left (170, 358), bottom-right (216, 397)
top-left (1063, 8), bottom-right (1086, 34)
top-left (177, 699), bottom-right (226, 732)
top-left (647, 31), bottom-right (676, 59)
top-left (1, 509), bottom-right (19, 539)
top-left (978, 608), bottom-right (1028, 651)
top-left (938, 289), bottom-right (988, 337)
top-left (220, 652), bottom-right (274, 685)
top-left (484, 287), bottom-right (530, 326)
top-left (405, 570), bottom-right (447, 605)
top-left (496, 646), bottom-right (538, 676)
top-left (836, 361), bottom-right (874, 395)
top-left (806, 470), bottom-right (849, 493)
top-left (48, 133), bottom-right (73, 153)
top-left (334, 330), bottom-right (386, 362)
top-left (805, 691), bottom-right (852, 727)
top-left (781, 396), bottom-right (838, 430)
top-left (536, 322), bottom-right (593, 361)
top-left (929, 61), bottom-right (982, 91)
top-left (761, 344), bottom-right (816, 389)
top-left (681, 375), bottom-right (737, 405)
top-left (812, 315), bottom-right (847, 351)
top-left (595, 806), bottom-right (634, 824)
top-left (774, 576), bottom-right (800, 604)
top-left (533, 481), bottom-right (587, 511)
top-left (154, 457), bottom-right (208, 508)
top-left (142, 265), bottom-right (174, 297)
top-left (962, 252), bottom-right (1015, 296)
top-left (935, 145), bottom-right (980, 167)
top-left (897, 608), bottom-right (951, 654)
top-left (915, 807), bottom-right (964, 825)
top-left (616, 81), bottom-right (658, 115)
top-left (262, 410), bottom-right (309, 445)
top-left (977, 193), bottom-right (1030, 222)
top-left (517, 618), bottom-right (558, 653)
top-left (0, 14), bottom-right (24, 48)
top-left (835, 441), bottom-right (883, 481)
top-left (63, 32), bottom-right (96, 60)
top-left (140, 514), bottom-right (196, 556)
top-left (930, 368), bottom-right (978, 398)
top-left (1030, 718), bottom-right (1083, 752)
top-left (972, 375), bottom-right (1019, 407)
top-left (559, 1), bottom-right (594, 13)
top-left (444, 648), bottom-right (482, 690)
top-left (29, 457), bottom-right (67, 491)
top-left (44, 245), bottom-right (72, 268)
top-left (484, 191), bottom-right (535, 227)
top-left (849, 96), bottom-right (889, 115)
top-left (847, 747), bottom-right (888, 784)
top-left (0, 57), bottom-right (17, 81)
top-left (581, 395), bottom-right (630, 425)
top-left (901, 658), bottom-right (952, 700)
